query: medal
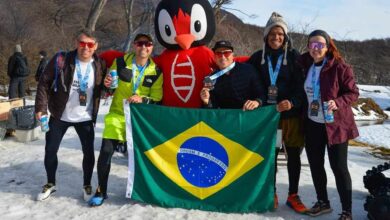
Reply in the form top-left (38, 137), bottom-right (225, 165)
top-left (79, 90), bottom-right (87, 106)
top-left (203, 76), bottom-right (215, 90)
top-left (267, 85), bottom-right (278, 104)
top-left (206, 62), bottom-right (236, 90)
top-left (310, 100), bottom-right (320, 116)
top-left (266, 55), bottom-right (283, 104)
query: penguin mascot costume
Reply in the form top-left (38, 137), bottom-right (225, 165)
top-left (153, 0), bottom-right (216, 108)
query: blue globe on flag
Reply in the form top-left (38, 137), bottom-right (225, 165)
top-left (177, 137), bottom-right (229, 187)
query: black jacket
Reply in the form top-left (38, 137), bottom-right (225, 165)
top-left (248, 47), bottom-right (304, 119)
top-left (35, 50), bottom-right (106, 123)
top-left (7, 52), bottom-right (29, 78)
top-left (35, 57), bottom-right (49, 81)
top-left (206, 62), bottom-right (266, 109)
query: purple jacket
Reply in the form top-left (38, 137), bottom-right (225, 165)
top-left (298, 52), bottom-right (359, 145)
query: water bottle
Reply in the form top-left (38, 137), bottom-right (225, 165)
top-left (40, 115), bottom-right (49, 132)
top-left (110, 69), bottom-right (118, 89)
top-left (323, 101), bottom-right (334, 123)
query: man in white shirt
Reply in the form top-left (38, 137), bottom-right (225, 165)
top-left (35, 29), bottom-right (106, 202)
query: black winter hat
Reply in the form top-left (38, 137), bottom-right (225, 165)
top-left (212, 40), bottom-right (234, 51)
top-left (308, 30), bottom-right (331, 46)
top-left (39, 50), bottom-right (47, 57)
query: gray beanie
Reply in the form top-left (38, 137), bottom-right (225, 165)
top-left (15, 44), bottom-right (22, 53)
top-left (263, 12), bottom-right (288, 38)
top-left (261, 12), bottom-right (289, 65)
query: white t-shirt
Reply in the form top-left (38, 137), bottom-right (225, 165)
top-left (61, 59), bottom-right (95, 123)
top-left (304, 65), bottom-right (325, 123)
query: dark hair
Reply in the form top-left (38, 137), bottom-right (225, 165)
top-left (39, 50), bottom-right (47, 57)
top-left (76, 29), bottom-right (98, 42)
top-left (308, 29), bottom-right (343, 62)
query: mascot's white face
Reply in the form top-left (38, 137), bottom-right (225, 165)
top-left (154, 0), bottom-right (216, 50)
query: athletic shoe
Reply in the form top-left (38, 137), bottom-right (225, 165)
top-left (274, 193), bottom-right (278, 209)
top-left (83, 185), bottom-right (93, 202)
top-left (88, 192), bottom-right (107, 207)
top-left (306, 200), bottom-right (333, 217)
top-left (88, 188), bottom-right (107, 207)
top-left (37, 183), bottom-right (56, 201)
top-left (286, 194), bottom-right (307, 213)
top-left (338, 211), bottom-right (352, 220)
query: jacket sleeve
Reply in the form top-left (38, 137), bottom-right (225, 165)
top-left (289, 50), bottom-right (305, 110)
top-left (35, 56), bottom-right (56, 115)
top-left (334, 65), bottom-right (359, 110)
top-left (7, 56), bottom-right (15, 77)
top-left (249, 65), bottom-right (266, 105)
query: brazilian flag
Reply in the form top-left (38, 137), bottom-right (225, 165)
top-left (124, 103), bottom-right (280, 213)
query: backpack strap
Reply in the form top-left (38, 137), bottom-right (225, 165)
top-left (116, 56), bottom-right (126, 75)
top-left (53, 51), bottom-right (68, 92)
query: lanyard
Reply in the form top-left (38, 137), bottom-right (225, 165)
top-left (75, 57), bottom-right (91, 92)
top-left (132, 58), bottom-right (149, 94)
top-left (267, 55), bottom-right (283, 86)
top-left (311, 58), bottom-right (327, 101)
top-left (209, 62), bottom-right (236, 81)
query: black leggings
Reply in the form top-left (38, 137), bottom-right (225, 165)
top-left (97, 138), bottom-right (120, 195)
top-left (304, 118), bottom-right (352, 212)
top-left (275, 147), bottom-right (302, 195)
top-left (44, 117), bottom-right (95, 186)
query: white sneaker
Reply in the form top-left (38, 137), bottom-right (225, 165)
top-left (37, 183), bottom-right (56, 201)
top-left (83, 185), bottom-right (93, 202)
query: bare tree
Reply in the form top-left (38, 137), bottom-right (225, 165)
top-left (122, 0), bottom-right (155, 52)
top-left (212, 0), bottom-right (232, 24)
top-left (85, 0), bottom-right (108, 31)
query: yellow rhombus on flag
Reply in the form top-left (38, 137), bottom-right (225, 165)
top-left (144, 121), bottom-right (263, 200)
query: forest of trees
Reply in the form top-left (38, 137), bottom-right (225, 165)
top-left (0, 0), bottom-right (389, 94)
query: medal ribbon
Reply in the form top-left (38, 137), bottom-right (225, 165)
top-left (132, 58), bottom-right (149, 94)
top-left (267, 55), bottom-right (283, 86)
top-left (75, 57), bottom-right (91, 92)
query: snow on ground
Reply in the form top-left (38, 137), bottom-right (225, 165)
top-left (356, 122), bottom-right (390, 149)
top-left (354, 85), bottom-right (390, 149)
top-left (358, 85), bottom-right (390, 110)
top-left (0, 100), bottom-right (389, 220)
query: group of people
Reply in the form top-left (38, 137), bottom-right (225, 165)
top-left (7, 45), bottom-right (48, 99)
top-left (33, 11), bottom-right (359, 220)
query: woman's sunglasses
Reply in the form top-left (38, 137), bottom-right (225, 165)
top-left (308, 41), bottom-right (326, 50)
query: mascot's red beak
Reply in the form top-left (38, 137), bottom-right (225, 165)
top-left (175, 34), bottom-right (195, 50)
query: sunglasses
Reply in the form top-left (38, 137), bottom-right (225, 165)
top-left (134, 41), bottom-right (153, 47)
top-left (215, 50), bottom-right (233, 58)
top-left (78, 41), bottom-right (96, 48)
top-left (308, 41), bottom-right (326, 50)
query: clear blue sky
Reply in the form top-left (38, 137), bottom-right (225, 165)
top-left (222, 0), bottom-right (390, 41)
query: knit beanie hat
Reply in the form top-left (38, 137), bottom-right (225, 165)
top-left (261, 12), bottom-right (289, 65)
top-left (264, 12), bottom-right (288, 38)
top-left (15, 44), bottom-right (22, 53)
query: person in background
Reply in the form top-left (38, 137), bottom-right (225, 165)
top-left (35, 50), bottom-right (49, 82)
top-left (35, 29), bottom-right (106, 202)
top-left (88, 33), bottom-right (163, 207)
top-left (298, 29), bottom-right (359, 220)
top-left (7, 44), bottom-right (29, 98)
top-left (247, 12), bottom-right (306, 213)
top-left (200, 40), bottom-right (265, 110)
